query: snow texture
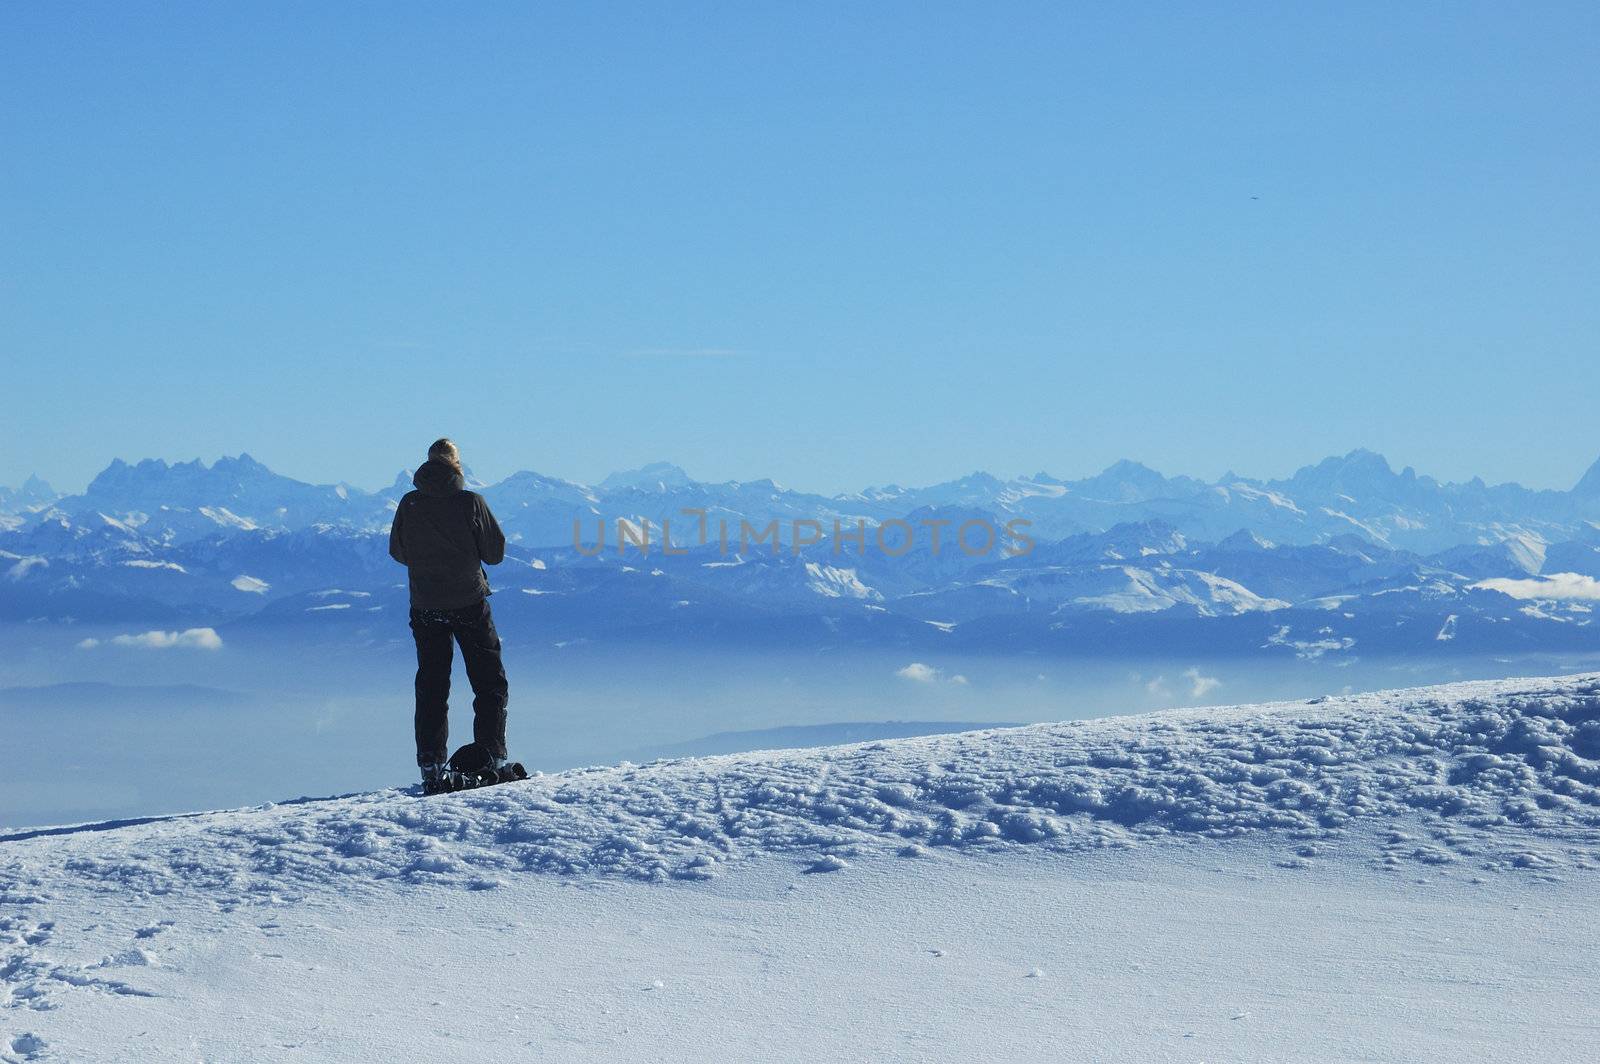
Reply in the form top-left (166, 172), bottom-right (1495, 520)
top-left (4, 674), bottom-right (1598, 901)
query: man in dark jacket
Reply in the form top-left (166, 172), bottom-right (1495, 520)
top-left (388, 438), bottom-right (510, 790)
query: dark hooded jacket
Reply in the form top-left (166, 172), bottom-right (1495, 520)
top-left (388, 459), bottom-right (507, 610)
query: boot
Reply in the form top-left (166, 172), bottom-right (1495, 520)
top-left (420, 762), bottom-right (452, 795)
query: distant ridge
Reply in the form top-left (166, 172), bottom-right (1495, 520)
top-left (9, 447), bottom-right (1599, 508)
top-left (7, 449), bottom-right (1600, 657)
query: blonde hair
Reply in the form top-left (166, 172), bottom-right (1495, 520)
top-left (427, 438), bottom-right (462, 472)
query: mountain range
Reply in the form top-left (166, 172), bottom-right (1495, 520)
top-left (4, 450), bottom-right (1600, 659)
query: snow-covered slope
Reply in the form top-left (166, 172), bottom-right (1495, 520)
top-left (8, 674), bottom-right (1598, 891)
top-left (3, 675), bottom-right (1599, 1061)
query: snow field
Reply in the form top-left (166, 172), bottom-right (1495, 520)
top-left (4, 673), bottom-right (1600, 1061)
top-left (2, 838), bottom-right (1596, 1063)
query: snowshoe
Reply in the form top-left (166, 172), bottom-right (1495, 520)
top-left (412, 743), bottom-right (528, 794)
top-left (491, 761), bottom-right (530, 784)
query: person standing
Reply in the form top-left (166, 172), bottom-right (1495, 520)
top-left (388, 438), bottom-right (511, 792)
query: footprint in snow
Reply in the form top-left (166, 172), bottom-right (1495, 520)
top-left (96, 947), bottom-right (159, 970)
top-left (9, 1033), bottom-right (48, 1061)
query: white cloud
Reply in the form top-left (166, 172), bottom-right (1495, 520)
top-left (896, 662), bottom-right (941, 683)
top-left (1473, 572), bottom-right (1600, 602)
top-left (98, 628), bottom-right (224, 650)
top-left (1142, 671), bottom-right (1220, 701)
top-left (1183, 668), bottom-right (1222, 698)
top-left (232, 574), bottom-right (270, 593)
top-left (895, 662), bottom-right (967, 686)
top-left (6, 556), bottom-right (47, 581)
top-left (77, 637), bottom-right (100, 649)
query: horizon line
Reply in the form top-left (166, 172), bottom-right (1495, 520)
top-left (10, 446), bottom-right (1600, 502)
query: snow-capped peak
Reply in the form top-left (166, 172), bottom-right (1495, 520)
top-left (598, 462), bottom-right (695, 493)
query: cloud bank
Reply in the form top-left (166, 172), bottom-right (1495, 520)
top-left (78, 628), bottom-right (224, 651)
top-left (1474, 573), bottom-right (1600, 602)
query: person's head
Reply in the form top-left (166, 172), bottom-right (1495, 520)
top-left (427, 438), bottom-right (462, 472)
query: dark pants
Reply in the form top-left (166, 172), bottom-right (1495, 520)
top-left (410, 598), bottom-right (509, 766)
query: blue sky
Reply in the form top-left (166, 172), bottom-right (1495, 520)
top-left (2, 2), bottom-right (1596, 494)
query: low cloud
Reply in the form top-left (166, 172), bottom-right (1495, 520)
top-left (79, 628), bottom-right (224, 651)
top-left (1140, 670), bottom-right (1221, 701)
top-left (1474, 572), bottom-right (1600, 602)
top-left (896, 662), bottom-right (967, 686)
top-left (6, 556), bottom-right (46, 581)
top-left (1183, 668), bottom-right (1222, 698)
top-left (231, 574), bottom-right (270, 593)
